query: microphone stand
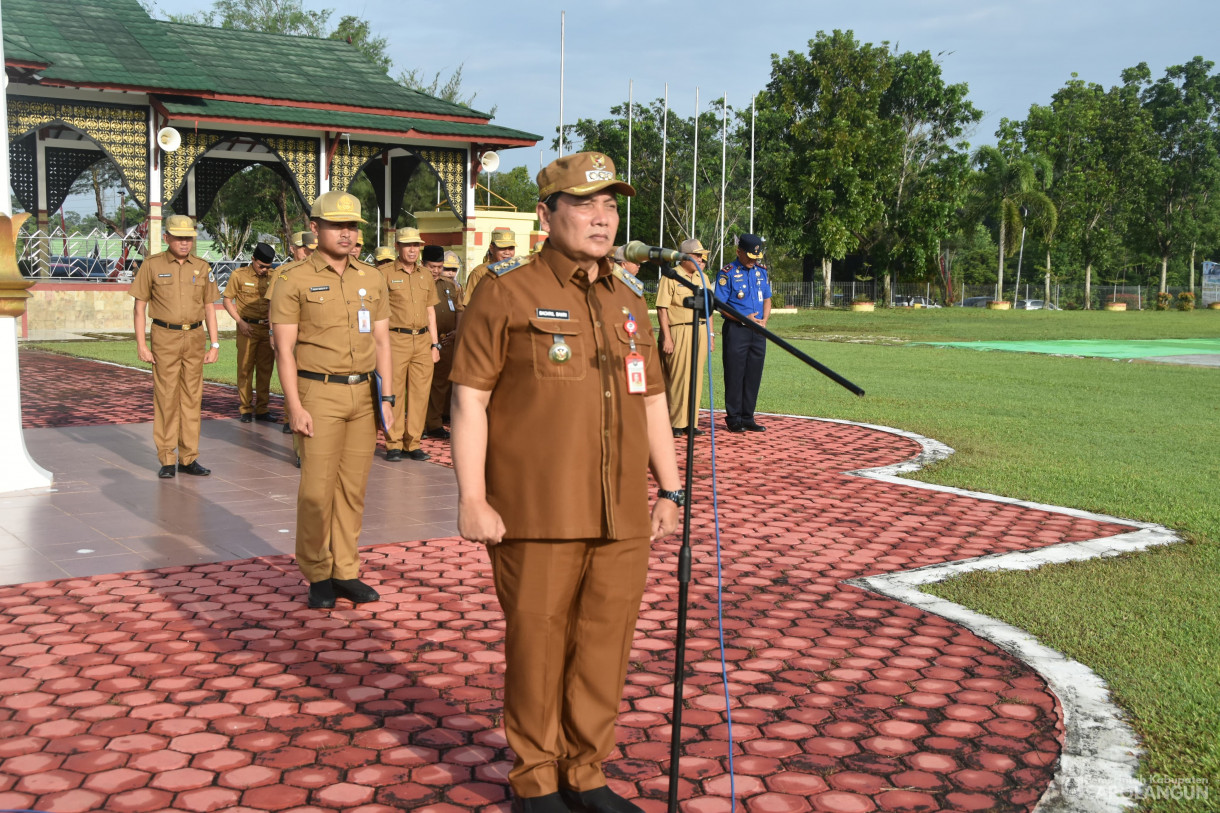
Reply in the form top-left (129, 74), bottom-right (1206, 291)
top-left (660, 261), bottom-right (863, 813)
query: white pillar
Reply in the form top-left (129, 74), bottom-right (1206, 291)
top-left (0, 0), bottom-right (54, 492)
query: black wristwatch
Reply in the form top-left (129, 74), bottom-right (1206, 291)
top-left (381, 394), bottom-right (395, 407)
top-left (431, 342), bottom-right (443, 350)
top-left (657, 488), bottom-right (686, 507)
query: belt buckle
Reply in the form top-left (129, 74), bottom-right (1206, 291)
top-left (179, 324), bottom-right (189, 331)
top-left (346, 374), bottom-right (361, 384)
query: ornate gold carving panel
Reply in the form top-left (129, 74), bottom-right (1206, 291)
top-left (8, 98), bottom-right (149, 208)
top-left (331, 141), bottom-right (383, 194)
top-left (160, 130), bottom-right (223, 205)
top-left (265, 135), bottom-right (319, 205)
top-left (417, 147), bottom-right (467, 222)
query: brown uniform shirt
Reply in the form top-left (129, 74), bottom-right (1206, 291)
top-left (656, 265), bottom-right (713, 324)
top-left (130, 252), bottom-right (219, 323)
top-left (451, 243), bottom-right (664, 541)
top-left (434, 277), bottom-right (462, 335)
top-left (223, 264), bottom-right (273, 321)
top-left (268, 251), bottom-right (388, 375)
top-left (461, 262), bottom-right (492, 306)
top-left (379, 260), bottom-right (439, 329)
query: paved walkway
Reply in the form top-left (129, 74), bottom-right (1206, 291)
top-left (0, 350), bottom-right (1138, 813)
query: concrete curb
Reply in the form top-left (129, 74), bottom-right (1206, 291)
top-left (766, 413), bottom-right (1170, 812)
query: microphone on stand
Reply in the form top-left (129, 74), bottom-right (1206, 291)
top-left (622, 240), bottom-right (690, 265)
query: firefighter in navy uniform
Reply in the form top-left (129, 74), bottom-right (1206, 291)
top-left (713, 233), bottom-right (772, 433)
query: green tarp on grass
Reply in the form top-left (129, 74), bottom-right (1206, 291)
top-left (913, 338), bottom-right (1220, 359)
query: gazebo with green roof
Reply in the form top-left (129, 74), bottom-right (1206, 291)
top-left (3, 0), bottom-right (541, 256)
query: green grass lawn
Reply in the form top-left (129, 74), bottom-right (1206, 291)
top-left (26, 308), bottom-right (1220, 808)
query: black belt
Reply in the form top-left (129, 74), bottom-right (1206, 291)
top-left (243, 317), bottom-right (269, 325)
top-left (391, 327), bottom-right (429, 335)
top-left (297, 370), bottom-right (371, 385)
top-left (153, 319), bottom-right (203, 331)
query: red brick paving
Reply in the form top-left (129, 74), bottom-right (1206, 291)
top-left (5, 348), bottom-right (1136, 812)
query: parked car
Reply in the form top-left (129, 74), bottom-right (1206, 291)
top-left (1014, 299), bottom-right (1062, 310)
top-left (894, 295), bottom-right (942, 308)
top-left (959, 296), bottom-right (991, 308)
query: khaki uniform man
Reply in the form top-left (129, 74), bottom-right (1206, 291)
top-left (461, 226), bottom-right (516, 305)
top-left (223, 242), bottom-right (278, 423)
top-left (289, 230), bottom-right (317, 262)
top-left (131, 214), bottom-right (221, 479)
top-left (451, 152), bottom-right (682, 813)
top-left (611, 244), bottom-right (641, 277)
top-left (269, 191), bottom-right (394, 609)
top-left (423, 249), bottom-right (463, 439)
top-left (656, 238), bottom-right (715, 437)
top-left (373, 245), bottom-right (395, 266)
top-left (380, 228), bottom-right (441, 461)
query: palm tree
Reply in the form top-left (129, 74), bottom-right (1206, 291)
top-left (963, 146), bottom-right (1055, 301)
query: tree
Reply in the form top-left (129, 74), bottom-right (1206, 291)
top-left (962, 146), bottom-right (1055, 301)
top-left (398, 64), bottom-right (490, 114)
top-left (67, 159), bottom-right (133, 234)
top-left (170, 0), bottom-right (330, 35)
top-left (198, 165), bottom-right (286, 256)
top-left (328, 15), bottom-right (390, 73)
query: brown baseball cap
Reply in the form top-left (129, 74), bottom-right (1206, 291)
top-left (537, 151), bottom-right (635, 200)
top-left (489, 227), bottom-right (515, 248)
top-left (291, 230), bottom-right (317, 248)
top-left (310, 190), bottom-right (366, 224)
top-left (374, 246), bottom-right (395, 262)
top-left (395, 227), bottom-right (424, 245)
top-left (164, 214), bottom-right (196, 237)
top-left (680, 238), bottom-right (709, 256)
top-left (442, 250), bottom-right (461, 270)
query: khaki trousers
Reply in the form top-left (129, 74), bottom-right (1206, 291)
top-left (489, 536), bottom-right (651, 798)
top-left (662, 323), bottom-right (708, 429)
top-left (236, 324), bottom-right (274, 414)
top-left (151, 325), bottom-right (206, 466)
top-left (295, 377), bottom-right (376, 582)
top-left (386, 332), bottom-right (434, 452)
top-left (425, 341), bottom-right (454, 431)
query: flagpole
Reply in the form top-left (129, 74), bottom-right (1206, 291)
top-left (718, 93), bottom-right (728, 271)
top-left (626, 79), bottom-right (633, 243)
top-left (691, 86), bottom-right (698, 239)
top-left (558, 11), bottom-right (565, 157)
top-left (750, 92), bottom-right (756, 233)
top-left (659, 83), bottom-right (668, 250)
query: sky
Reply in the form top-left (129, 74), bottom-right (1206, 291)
top-left (72, 0), bottom-right (1220, 212)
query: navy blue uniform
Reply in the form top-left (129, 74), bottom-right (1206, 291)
top-left (714, 259), bottom-right (771, 428)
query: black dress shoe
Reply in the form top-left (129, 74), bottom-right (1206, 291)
top-left (255, 412), bottom-right (277, 422)
top-left (332, 578), bottom-right (379, 604)
top-left (177, 460), bottom-right (211, 476)
top-left (726, 421), bottom-right (745, 433)
top-left (671, 427), bottom-right (685, 438)
top-left (406, 449), bottom-right (431, 461)
top-left (282, 422), bottom-right (293, 434)
top-left (511, 792), bottom-right (571, 813)
top-left (560, 785), bottom-right (643, 813)
top-left (307, 580), bottom-right (336, 609)
top-left (158, 465), bottom-right (176, 479)
top-left (422, 427), bottom-right (450, 439)
top-left (385, 449), bottom-right (404, 462)
top-left (743, 421), bottom-right (766, 432)
top-left (239, 413), bottom-right (253, 423)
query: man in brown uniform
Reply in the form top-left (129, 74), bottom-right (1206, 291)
top-left (423, 249), bottom-right (463, 440)
top-left (655, 238), bottom-right (714, 437)
top-left (461, 226), bottom-right (517, 305)
top-left (380, 228), bottom-right (441, 462)
top-left (131, 214), bottom-right (221, 479)
top-left (451, 151), bottom-right (682, 813)
top-left (270, 190), bottom-right (394, 609)
top-left (290, 230), bottom-right (317, 262)
top-left (223, 242), bottom-right (277, 423)
top-left (373, 246), bottom-right (395, 266)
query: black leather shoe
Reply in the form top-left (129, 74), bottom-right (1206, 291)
top-left (422, 427), bottom-right (450, 439)
top-left (282, 422), bottom-right (293, 434)
top-left (406, 449), bottom-right (431, 461)
top-left (385, 449), bottom-right (404, 462)
top-left (726, 421), bottom-right (745, 433)
top-left (239, 413), bottom-right (253, 423)
top-left (560, 786), bottom-right (643, 813)
top-left (307, 580), bottom-right (336, 609)
top-left (743, 421), bottom-right (766, 432)
top-left (177, 461), bottom-right (211, 476)
top-left (511, 792), bottom-right (571, 813)
top-left (671, 427), bottom-right (685, 438)
top-left (255, 412), bottom-right (277, 422)
top-left (158, 465), bottom-right (176, 479)
top-left (332, 578), bottom-right (379, 604)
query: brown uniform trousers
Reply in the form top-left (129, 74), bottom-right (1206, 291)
top-left (389, 332), bottom-right (434, 451)
top-left (296, 376), bottom-right (376, 582)
top-left (426, 278), bottom-right (461, 431)
top-left (662, 323), bottom-right (708, 429)
top-left (236, 324), bottom-right (274, 415)
top-left (151, 325), bottom-right (206, 467)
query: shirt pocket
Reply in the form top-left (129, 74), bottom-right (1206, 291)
top-left (303, 290), bottom-right (346, 326)
top-left (614, 321), bottom-right (655, 361)
top-left (529, 318), bottom-right (586, 381)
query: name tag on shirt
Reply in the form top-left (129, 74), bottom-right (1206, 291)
top-left (310, 285), bottom-right (330, 292)
top-left (158, 274), bottom-right (172, 278)
top-left (536, 308), bottom-right (570, 319)
top-left (357, 308), bottom-right (371, 333)
top-left (625, 352), bottom-right (647, 394)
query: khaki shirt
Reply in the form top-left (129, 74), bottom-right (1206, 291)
top-left (268, 251), bottom-right (388, 375)
top-left (434, 277), bottom-right (462, 335)
top-left (656, 265), bottom-right (713, 325)
top-left (223, 264), bottom-right (273, 321)
top-left (379, 260), bottom-right (439, 329)
top-left (130, 252), bottom-right (219, 324)
top-left (263, 258), bottom-right (306, 302)
top-left (461, 262), bottom-right (492, 306)
top-left (451, 243), bottom-right (664, 541)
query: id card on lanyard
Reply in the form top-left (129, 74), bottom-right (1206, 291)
top-left (357, 287), bottom-right (371, 333)
top-left (623, 312), bottom-right (647, 394)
